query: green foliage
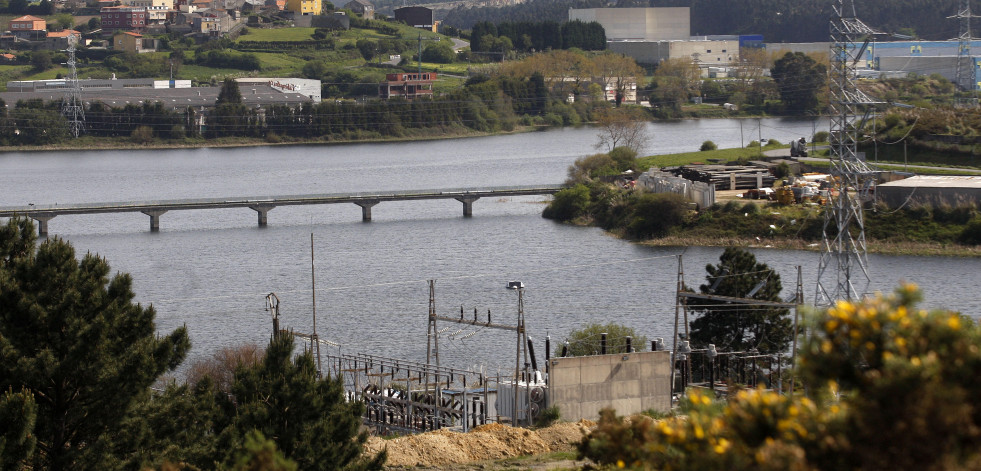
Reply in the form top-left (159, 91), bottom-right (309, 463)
top-left (0, 388), bottom-right (36, 470)
top-left (689, 248), bottom-right (792, 354)
top-left (812, 130), bottom-right (829, 143)
top-left (131, 125), bottom-right (154, 145)
top-left (542, 184), bottom-right (591, 222)
top-left (229, 431), bottom-right (298, 471)
top-left (700, 140), bottom-right (717, 151)
top-left (0, 217), bottom-right (190, 470)
top-left (535, 406), bottom-right (561, 428)
top-left (355, 39), bottom-right (376, 61)
top-left (608, 146), bottom-right (638, 172)
top-left (958, 217), bottom-right (981, 245)
top-left (217, 77), bottom-right (243, 104)
top-left (625, 192), bottom-right (688, 239)
top-left (219, 333), bottom-right (386, 471)
top-left (771, 52), bottom-right (826, 113)
top-left (559, 322), bottom-right (647, 357)
top-left (566, 153), bottom-right (616, 184)
top-left (421, 42), bottom-right (455, 64)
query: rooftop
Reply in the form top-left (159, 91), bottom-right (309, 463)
top-left (878, 175), bottom-right (981, 189)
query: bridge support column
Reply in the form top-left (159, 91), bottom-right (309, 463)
top-left (356, 200), bottom-right (379, 221)
top-left (141, 210), bottom-right (168, 232)
top-left (454, 196), bottom-right (480, 217)
top-left (250, 205), bottom-right (276, 227)
top-left (31, 215), bottom-right (55, 237)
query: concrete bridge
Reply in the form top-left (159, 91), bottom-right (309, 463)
top-left (0, 185), bottom-right (563, 235)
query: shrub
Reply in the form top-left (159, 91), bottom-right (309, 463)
top-left (558, 322), bottom-right (647, 357)
top-left (812, 130), bottom-right (830, 143)
top-left (625, 192), bottom-right (689, 239)
top-left (958, 217), bottom-right (981, 245)
top-left (608, 146), bottom-right (638, 172)
top-left (542, 184), bottom-right (591, 222)
top-left (700, 140), bottom-right (717, 151)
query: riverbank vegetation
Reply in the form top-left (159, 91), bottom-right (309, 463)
top-left (543, 147), bottom-right (981, 256)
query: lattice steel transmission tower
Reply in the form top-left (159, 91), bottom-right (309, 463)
top-left (815, 0), bottom-right (884, 305)
top-left (949, 0), bottom-right (979, 92)
top-left (61, 37), bottom-right (84, 138)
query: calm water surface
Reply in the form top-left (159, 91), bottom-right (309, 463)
top-left (1, 119), bottom-right (977, 374)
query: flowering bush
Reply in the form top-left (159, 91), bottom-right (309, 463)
top-left (579, 284), bottom-right (981, 471)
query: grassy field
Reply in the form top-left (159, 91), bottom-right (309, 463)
top-left (638, 145), bottom-right (780, 168)
top-left (235, 27), bottom-right (316, 42)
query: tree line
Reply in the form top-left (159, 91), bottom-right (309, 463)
top-left (469, 20), bottom-right (607, 54)
top-left (0, 75), bottom-right (562, 144)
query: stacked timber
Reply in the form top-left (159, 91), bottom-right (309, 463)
top-left (670, 165), bottom-right (775, 190)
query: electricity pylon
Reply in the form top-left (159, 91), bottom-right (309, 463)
top-left (815, 0), bottom-right (884, 305)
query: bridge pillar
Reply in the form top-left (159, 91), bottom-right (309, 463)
top-left (454, 196), bottom-right (480, 217)
top-left (141, 210), bottom-right (168, 232)
top-left (31, 215), bottom-right (55, 237)
top-left (356, 200), bottom-right (380, 221)
top-left (249, 205), bottom-right (275, 227)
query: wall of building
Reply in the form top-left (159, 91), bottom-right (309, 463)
top-left (877, 176), bottom-right (981, 208)
top-left (609, 39), bottom-right (738, 66)
top-left (569, 7), bottom-right (689, 41)
top-left (549, 350), bottom-right (671, 421)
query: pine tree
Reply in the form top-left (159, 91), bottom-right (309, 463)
top-left (219, 333), bottom-right (386, 471)
top-left (688, 247), bottom-right (792, 354)
top-left (0, 388), bottom-right (37, 470)
top-left (0, 217), bottom-right (190, 470)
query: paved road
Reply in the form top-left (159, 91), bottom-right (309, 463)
top-left (763, 148), bottom-right (981, 174)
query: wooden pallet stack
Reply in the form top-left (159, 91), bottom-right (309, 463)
top-left (670, 165), bottom-right (775, 190)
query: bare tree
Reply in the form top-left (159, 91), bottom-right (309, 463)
top-left (185, 342), bottom-right (264, 392)
top-left (595, 107), bottom-right (651, 153)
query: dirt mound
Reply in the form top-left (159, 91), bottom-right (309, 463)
top-left (365, 420), bottom-right (595, 468)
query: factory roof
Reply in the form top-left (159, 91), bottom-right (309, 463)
top-left (878, 175), bottom-right (981, 189)
top-left (0, 84), bottom-right (311, 109)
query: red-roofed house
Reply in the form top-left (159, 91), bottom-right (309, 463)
top-left (46, 29), bottom-right (81, 49)
top-left (9, 15), bottom-right (46, 40)
top-left (113, 31), bottom-right (157, 52)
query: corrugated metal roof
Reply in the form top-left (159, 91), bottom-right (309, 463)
top-left (878, 175), bottom-right (981, 189)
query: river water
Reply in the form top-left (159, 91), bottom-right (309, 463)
top-left (1, 118), bottom-right (978, 375)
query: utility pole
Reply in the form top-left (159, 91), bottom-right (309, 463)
top-left (417, 33), bottom-right (440, 77)
top-left (310, 233), bottom-right (322, 374)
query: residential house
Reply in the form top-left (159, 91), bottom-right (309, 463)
top-left (124, 0), bottom-right (175, 24)
top-left (113, 31), bottom-right (157, 52)
top-left (9, 15), bottom-right (46, 40)
top-left (101, 6), bottom-right (149, 34)
top-left (46, 30), bottom-right (81, 49)
top-left (344, 0), bottom-right (372, 19)
top-left (378, 72), bottom-right (436, 100)
top-left (286, 0), bottom-right (319, 15)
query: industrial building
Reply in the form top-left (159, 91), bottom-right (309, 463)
top-left (877, 175), bottom-right (981, 208)
top-left (1, 77), bottom-right (319, 111)
top-left (568, 7), bottom-right (690, 41)
top-left (766, 40), bottom-right (981, 90)
top-left (571, 8), bottom-right (742, 70)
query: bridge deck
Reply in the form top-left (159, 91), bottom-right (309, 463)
top-left (0, 185), bottom-right (562, 216)
top-left (0, 185), bottom-right (563, 234)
